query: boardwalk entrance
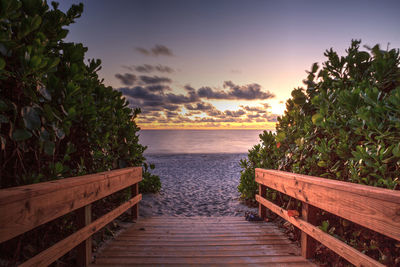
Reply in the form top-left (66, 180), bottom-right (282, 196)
top-left (92, 217), bottom-right (315, 266)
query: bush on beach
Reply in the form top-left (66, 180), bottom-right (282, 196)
top-left (0, 0), bottom-right (160, 192)
top-left (239, 40), bottom-right (400, 265)
top-left (0, 0), bottom-right (161, 263)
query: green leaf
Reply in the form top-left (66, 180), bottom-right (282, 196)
top-left (0, 57), bottom-right (5, 70)
top-left (12, 129), bottom-right (32, 141)
top-left (47, 57), bottom-right (60, 69)
top-left (312, 113), bottom-right (323, 125)
top-left (29, 55), bottom-right (41, 68)
top-left (312, 62), bottom-right (319, 73)
top-left (319, 220), bottom-right (329, 232)
top-left (22, 106), bottom-right (41, 130)
top-left (317, 160), bottom-right (327, 167)
top-left (31, 14), bottom-right (42, 30)
top-left (392, 144), bottom-right (400, 157)
top-left (55, 162), bottom-right (63, 174)
top-left (44, 141), bottom-right (55, 155)
top-left (276, 132), bottom-right (286, 142)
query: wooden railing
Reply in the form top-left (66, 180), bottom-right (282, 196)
top-left (255, 168), bottom-right (400, 267)
top-left (0, 167), bottom-right (142, 266)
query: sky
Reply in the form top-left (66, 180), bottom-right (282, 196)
top-left (58, 0), bottom-right (400, 130)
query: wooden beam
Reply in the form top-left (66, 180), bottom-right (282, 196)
top-left (259, 184), bottom-right (267, 219)
top-left (0, 167), bottom-right (142, 243)
top-left (255, 168), bottom-right (400, 241)
top-left (131, 183), bottom-right (139, 221)
top-left (20, 194), bottom-right (142, 267)
top-left (76, 204), bottom-right (92, 267)
top-left (301, 203), bottom-right (317, 259)
top-left (256, 194), bottom-right (384, 267)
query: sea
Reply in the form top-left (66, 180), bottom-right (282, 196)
top-left (138, 129), bottom-right (264, 217)
top-left (139, 129), bottom-right (264, 154)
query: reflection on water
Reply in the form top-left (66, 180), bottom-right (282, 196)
top-left (139, 129), bottom-right (265, 154)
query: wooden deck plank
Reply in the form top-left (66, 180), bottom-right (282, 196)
top-left (94, 255), bottom-right (312, 264)
top-left (93, 263), bottom-right (314, 267)
top-left (98, 248), bottom-right (299, 257)
top-left (92, 217), bottom-right (315, 266)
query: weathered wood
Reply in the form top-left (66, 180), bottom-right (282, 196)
top-left (259, 184), bottom-right (267, 219)
top-left (102, 243), bottom-right (298, 252)
top-left (99, 247), bottom-right (299, 257)
top-left (131, 183), bottom-right (138, 221)
top-left (255, 168), bottom-right (400, 241)
top-left (256, 194), bottom-right (384, 267)
top-left (0, 167), bottom-right (142, 243)
top-left (92, 217), bottom-right (315, 266)
top-left (301, 202), bottom-right (317, 259)
top-left (122, 233), bottom-right (284, 238)
top-left (76, 204), bottom-right (92, 267)
top-left (111, 239), bottom-right (292, 246)
top-left (20, 194), bottom-right (142, 267)
top-left (92, 263), bottom-right (314, 267)
top-left (94, 255), bottom-right (313, 265)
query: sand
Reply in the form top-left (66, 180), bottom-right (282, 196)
top-left (140, 154), bottom-right (257, 217)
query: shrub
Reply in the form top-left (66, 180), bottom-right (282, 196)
top-left (239, 40), bottom-right (400, 265)
top-left (0, 0), bottom-right (160, 191)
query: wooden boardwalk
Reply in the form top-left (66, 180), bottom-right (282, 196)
top-left (92, 217), bottom-right (316, 266)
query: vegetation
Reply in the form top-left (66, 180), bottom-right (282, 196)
top-left (239, 40), bottom-right (400, 265)
top-left (0, 0), bottom-right (160, 264)
top-left (0, 0), bottom-right (160, 193)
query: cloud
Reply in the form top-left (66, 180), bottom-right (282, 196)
top-left (146, 85), bottom-right (171, 93)
top-left (166, 92), bottom-right (199, 104)
top-left (197, 86), bottom-right (230, 99)
top-left (115, 73), bottom-right (137, 86)
top-left (118, 85), bottom-right (198, 113)
top-left (224, 109), bottom-right (245, 117)
top-left (184, 85), bottom-right (196, 92)
top-left (247, 114), bottom-right (260, 119)
top-left (140, 75), bottom-right (172, 84)
top-left (264, 114), bottom-right (278, 122)
top-left (262, 103), bottom-right (271, 109)
top-left (184, 102), bottom-right (214, 111)
top-left (152, 45), bottom-right (173, 56)
top-left (135, 47), bottom-right (150, 56)
top-left (241, 105), bottom-right (267, 113)
top-left (132, 64), bottom-right (174, 73)
top-left (197, 81), bottom-right (274, 100)
top-left (136, 44), bottom-right (173, 56)
top-left (223, 81), bottom-right (274, 100)
top-left (117, 80), bottom-right (277, 127)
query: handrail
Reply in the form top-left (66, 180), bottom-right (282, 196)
top-left (0, 167), bottom-right (142, 266)
top-left (255, 168), bottom-right (400, 267)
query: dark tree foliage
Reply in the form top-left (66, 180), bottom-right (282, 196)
top-left (0, 0), bottom-right (160, 193)
top-left (239, 40), bottom-right (400, 265)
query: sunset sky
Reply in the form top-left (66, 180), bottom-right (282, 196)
top-left (59, 0), bottom-right (400, 130)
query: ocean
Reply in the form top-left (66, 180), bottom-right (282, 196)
top-left (138, 130), bottom-right (264, 217)
top-left (139, 129), bottom-right (264, 154)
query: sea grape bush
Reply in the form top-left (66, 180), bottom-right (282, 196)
top-left (239, 40), bottom-right (400, 264)
top-left (0, 0), bottom-right (160, 193)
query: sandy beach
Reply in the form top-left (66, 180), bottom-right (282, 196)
top-left (140, 153), bottom-right (257, 217)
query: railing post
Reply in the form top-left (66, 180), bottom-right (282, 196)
top-left (76, 204), bottom-right (92, 266)
top-left (258, 184), bottom-right (267, 219)
top-left (131, 183), bottom-right (139, 221)
top-left (301, 202), bottom-right (317, 259)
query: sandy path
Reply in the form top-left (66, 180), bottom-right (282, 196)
top-left (140, 154), bottom-right (257, 217)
